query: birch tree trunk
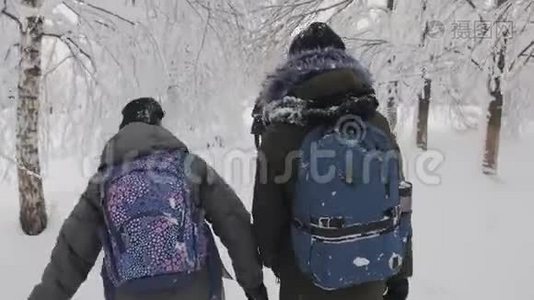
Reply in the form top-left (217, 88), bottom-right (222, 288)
top-left (17, 0), bottom-right (47, 235)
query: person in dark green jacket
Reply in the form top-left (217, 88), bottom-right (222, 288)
top-left (29, 98), bottom-right (267, 300)
top-left (252, 23), bottom-right (412, 300)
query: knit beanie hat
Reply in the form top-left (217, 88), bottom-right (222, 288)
top-left (119, 97), bottom-right (165, 129)
top-left (289, 22), bottom-right (346, 56)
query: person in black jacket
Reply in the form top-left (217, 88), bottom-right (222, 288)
top-left (252, 23), bottom-right (412, 300)
top-left (29, 98), bottom-right (268, 300)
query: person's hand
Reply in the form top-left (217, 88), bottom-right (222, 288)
top-left (245, 283), bottom-right (268, 300)
top-left (384, 278), bottom-right (409, 300)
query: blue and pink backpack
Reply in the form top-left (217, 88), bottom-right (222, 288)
top-left (100, 150), bottom-right (214, 294)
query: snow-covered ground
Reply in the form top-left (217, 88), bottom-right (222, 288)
top-left (1, 116), bottom-right (533, 299)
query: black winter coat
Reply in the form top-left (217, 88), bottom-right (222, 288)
top-left (29, 123), bottom-right (264, 300)
top-left (253, 48), bottom-right (412, 300)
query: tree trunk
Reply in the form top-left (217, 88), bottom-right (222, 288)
top-left (386, 0), bottom-right (397, 130)
top-left (386, 80), bottom-right (399, 132)
top-left (416, 2), bottom-right (431, 151)
top-left (387, 0), bottom-right (395, 10)
top-left (483, 40), bottom-right (507, 175)
top-left (482, 0), bottom-right (509, 175)
top-left (483, 78), bottom-right (503, 174)
top-left (17, 12), bottom-right (47, 235)
top-left (416, 78), bottom-right (431, 150)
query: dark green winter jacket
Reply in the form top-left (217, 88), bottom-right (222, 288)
top-left (29, 123), bottom-right (264, 300)
top-left (253, 49), bottom-right (412, 300)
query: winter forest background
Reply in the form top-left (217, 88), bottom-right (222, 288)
top-left (1, 0), bottom-right (533, 299)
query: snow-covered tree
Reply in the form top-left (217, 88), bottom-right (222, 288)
top-left (0, 0), bottom-right (49, 235)
top-left (442, 0), bottom-right (534, 173)
top-left (1, 0), bottom-right (251, 234)
top-left (248, 0), bottom-right (533, 173)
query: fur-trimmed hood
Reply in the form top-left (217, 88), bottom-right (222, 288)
top-left (254, 48), bottom-right (376, 128)
top-left (263, 95), bottom-right (379, 126)
top-left (257, 48), bottom-right (374, 107)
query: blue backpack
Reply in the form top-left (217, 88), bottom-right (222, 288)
top-left (101, 150), bottom-right (210, 293)
top-left (292, 118), bottom-right (411, 290)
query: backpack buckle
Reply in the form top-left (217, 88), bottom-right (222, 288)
top-left (318, 217), bottom-right (344, 229)
top-left (318, 217), bottom-right (330, 228)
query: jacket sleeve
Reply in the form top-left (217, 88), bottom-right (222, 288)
top-left (252, 124), bottom-right (293, 273)
top-left (194, 156), bottom-right (264, 291)
top-left (28, 178), bottom-right (103, 300)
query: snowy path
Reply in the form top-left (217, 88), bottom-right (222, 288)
top-left (1, 127), bottom-right (533, 299)
top-left (407, 129), bottom-right (534, 300)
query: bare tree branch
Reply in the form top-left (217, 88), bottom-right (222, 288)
top-left (67, 0), bottom-right (135, 25)
top-left (3, 42), bottom-right (19, 61)
top-left (255, 0), bottom-right (319, 11)
top-left (185, 0), bottom-right (225, 47)
top-left (60, 0), bottom-right (124, 70)
top-left (194, 8), bottom-right (211, 73)
top-left (286, 0), bottom-right (354, 21)
top-left (1, 0), bottom-right (22, 32)
top-left (464, 0), bottom-right (476, 9)
top-left (344, 37), bottom-right (389, 47)
top-left (326, 0), bottom-right (354, 22)
top-left (509, 40), bottom-right (534, 71)
top-left (43, 55), bottom-right (74, 76)
top-left (0, 151), bottom-right (42, 180)
top-left (43, 32), bottom-right (96, 72)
